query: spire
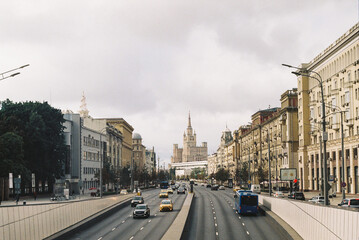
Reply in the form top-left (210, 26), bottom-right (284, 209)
top-left (79, 91), bottom-right (89, 117)
top-left (188, 111), bottom-right (192, 127)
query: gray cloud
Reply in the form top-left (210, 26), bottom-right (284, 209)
top-left (0, 0), bottom-right (357, 165)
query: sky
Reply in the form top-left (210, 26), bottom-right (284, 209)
top-left (1, 0), bottom-right (358, 168)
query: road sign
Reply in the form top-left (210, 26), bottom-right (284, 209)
top-left (293, 179), bottom-right (298, 183)
top-left (280, 168), bottom-right (297, 181)
top-left (248, 180), bottom-right (251, 184)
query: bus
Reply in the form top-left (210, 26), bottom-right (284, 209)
top-left (160, 181), bottom-right (169, 189)
top-left (234, 190), bottom-right (258, 215)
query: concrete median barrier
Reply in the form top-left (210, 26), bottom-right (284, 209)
top-left (161, 192), bottom-right (194, 240)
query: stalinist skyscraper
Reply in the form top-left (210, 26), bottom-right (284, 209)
top-left (171, 113), bottom-right (208, 163)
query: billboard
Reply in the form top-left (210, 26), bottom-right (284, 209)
top-left (280, 168), bottom-right (297, 181)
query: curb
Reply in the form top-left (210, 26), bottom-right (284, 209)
top-left (45, 194), bottom-right (134, 240)
top-left (161, 192), bottom-right (194, 240)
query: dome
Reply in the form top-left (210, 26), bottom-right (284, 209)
top-left (133, 133), bottom-right (142, 140)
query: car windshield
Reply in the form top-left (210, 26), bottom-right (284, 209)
top-left (162, 200), bottom-right (171, 204)
top-left (136, 205), bottom-right (146, 209)
top-left (161, 190), bottom-right (167, 193)
top-left (241, 195), bottom-right (257, 206)
top-left (350, 200), bottom-right (359, 205)
top-left (134, 197), bottom-right (142, 200)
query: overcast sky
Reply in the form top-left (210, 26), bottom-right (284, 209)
top-left (1, 1), bottom-right (358, 167)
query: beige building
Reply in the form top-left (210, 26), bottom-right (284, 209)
top-left (171, 113), bottom-right (208, 163)
top-left (235, 89), bottom-right (299, 185)
top-left (105, 118), bottom-right (134, 168)
top-left (132, 133), bottom-right (146, 171)
top-left (208, 153), bottom-right (217, 175)
top-left (295, 23), bottom-right (359, 193)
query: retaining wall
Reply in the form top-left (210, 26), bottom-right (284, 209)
top-left (0, 195), bottom-right (133, 240)
top-left (259, 195), bottom-right (359, 240)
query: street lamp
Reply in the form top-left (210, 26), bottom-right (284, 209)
top-left (0, 64), bottom-right (29, 82)
top-left (99, 127), bottom-right (107, 198)
top-left (282, 63), bottom-right (329, 205)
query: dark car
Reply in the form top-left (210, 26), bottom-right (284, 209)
top-left (133, 204), bottom-right (150, 218)
top-left (211, 185), bottom-right (219, 191)
top-left (131, 196), bottom-right (144, 207)
top-left (177, 187), bottom-right (185, 194)
top-left (288, 192), bottom-right (305, 200)
top-left (206, 184), bottom-right (211, 188)
top-left (338, 198), bottom-right (359, 208)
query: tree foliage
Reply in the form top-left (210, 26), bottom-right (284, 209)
top-left (238, 162), bottom-right (249, 184)
top-left (215, 168), bottom-right (230, 183)
top-left (0, 100), bottom-right (67, 191)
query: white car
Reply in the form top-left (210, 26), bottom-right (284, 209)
top-left (218, 186), bottom-right (225, 190)
top-left (120, 189), bottom-right (128, 195)
top-left (274, 191), bottom-right (285, 198)
top-left (308, 196), bottom-right (325, 204)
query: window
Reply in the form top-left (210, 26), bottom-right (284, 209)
top-left (345, 108), bottom-right (350, 120)
top-left (334, 79), bottom-right (337, 89)
top-left (310, 107), bottom-right (314, 119)
top-left (345, 91), bottom-right (350, 103)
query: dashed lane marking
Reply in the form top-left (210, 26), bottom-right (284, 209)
top-left (129, 237), bottom-right (134, 240)
top-left (215, 223), bottom-right (217, 227)
top-left (112, 228), bottom-right (116, 231)
top-left (140, 227), bottom-right (144, 231)
top-left (238, 216), bottom-right (241, 219)
top-left (148, 220), bottom-right (151, 223)
top-left (242, 223), bottom-right (245, 226)
top-left (98, 238), bottom-right (102, 240)
top-left (214, 217), bottom-right (216, 220)
top-left (216, 232), bottom-right (218, 236)
top-left (122, 220), bottom-right (125, 223)
top-left (247, 231), bottom-right (250, 235)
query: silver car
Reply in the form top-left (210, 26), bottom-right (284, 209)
top-left (308, 196), bottom-right (325, 204)
top-left (338, 198), bottom-right (359, 208)
top-left (133, 204), bottom-right (150, 218)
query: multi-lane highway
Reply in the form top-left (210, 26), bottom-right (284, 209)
top-left (68, 188), bottom-right (187, 240)
top-left (182, 185), bottom-right (293, 240)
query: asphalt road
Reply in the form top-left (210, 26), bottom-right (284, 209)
top-left (68, 188), bottom-right (187, 240)
top-left (182, 185), bottom-right (293, 240)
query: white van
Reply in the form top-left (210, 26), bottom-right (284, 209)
top-left (250, 184), bottom-right (261, 194)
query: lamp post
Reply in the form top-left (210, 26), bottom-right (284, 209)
top-left (1, 64), bottom-right (29, 82)
top-left (282, 63), bottom-right (329, 205)
top-left (99, 127), bottom-right (107, 198)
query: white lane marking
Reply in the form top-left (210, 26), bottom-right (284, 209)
top-left (216, 232), bottom-right (218, 236)
top-left (129, 215), bottom-right (132, 217)
top-left (122, 220), bottom-right (125, 223)
top-left (213, 212), bottom-right (215, 214)
top-left (215, 223), bottom-right (217, 227)
top-left (148, 220), bottom-right (151, 223)
top-left (98, 238), bottom-right (102, 240)
top-left (214, 217), bottom-right (216, 220)
top-left (112, 228), bottom-right (116, 231)
top-left (233, 208), bottom-right (235, 210)
top-left (140, 227), bottom-right (144, 231)
top-left (247, 231), bottom-right (250, 235)
top-left (129, 237), bottom-right (134, 240)
top-left (154, 214), bottom-right (157, 216)
top-left (242, 223), bottom-right (245, 226)
top-left (238, 216), bottom-right (241, 219)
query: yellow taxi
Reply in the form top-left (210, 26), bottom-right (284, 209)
top-left (167, 188), bottom-right (173, 194)
top-left (159, 189), bottom-right (169, 198)
top-left (159, 199), bottom-right (173, 212)
top-left (233, 186), bottom-right (241, 192)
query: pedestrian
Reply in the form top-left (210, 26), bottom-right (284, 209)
top-left (16, 194), bottom-right (20, 205)
top-left (34, 191), bottom-right (37, 200)
top-left (82, 188), bottom-right (84, 195)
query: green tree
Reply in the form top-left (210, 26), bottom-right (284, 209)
top-left (0, 100), bottom-right (67, 192)
top-left (238, 162), bottom-right (249, 184)
top-left (256, 164), bottom-right (267, 184)
top-left (215, 168), bottom-right (230, 183)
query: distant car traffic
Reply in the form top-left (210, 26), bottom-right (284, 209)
top-left (159, 189), bottom-right (169, 198)
top-left (133, 204), bottom-right (150, 218)
top-left (177, 187), bottom-right (185, 194)
top-left (274, 191), bottom-right (285, 198)
top-left (308, 196), bottom-right (325, 204)
top-left (131, 196), bottom-right (144, 207)
top-left (167, 188), bottom-right (174, 194)
top-left (219, 186), bottom-right (225, 190)
top-left (338, 198), bottom-right (359, 208)
top-left (159, 199), bottom-right (173, 212)
top-left (288, 192), bottom-right (305, 200)
top-left (233, 186), bottom-right (241, 192)
top-left (206, 184), bottom-right (211, 188)
top-left (120, 189), bottom-right (128, 195)
top-left (211, 185), bottom-right (219, 191)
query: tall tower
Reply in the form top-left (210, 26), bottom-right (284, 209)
top-left (79, 92), bottom-right (89, 117)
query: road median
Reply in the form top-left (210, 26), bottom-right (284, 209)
top-left (161, 192), bottom-right (194, 240)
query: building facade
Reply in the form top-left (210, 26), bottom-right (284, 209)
top-left (132, 133), bottom-right (146, 171)
top-left (296, 23), bottom-right (359, 194)
top-left (171, 113), bottom-right (208, 163)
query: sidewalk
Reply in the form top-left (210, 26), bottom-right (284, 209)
top-left (263, 191), bottom-right (359, 206)
top-left (0, 193), bottom-right (112, 207)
